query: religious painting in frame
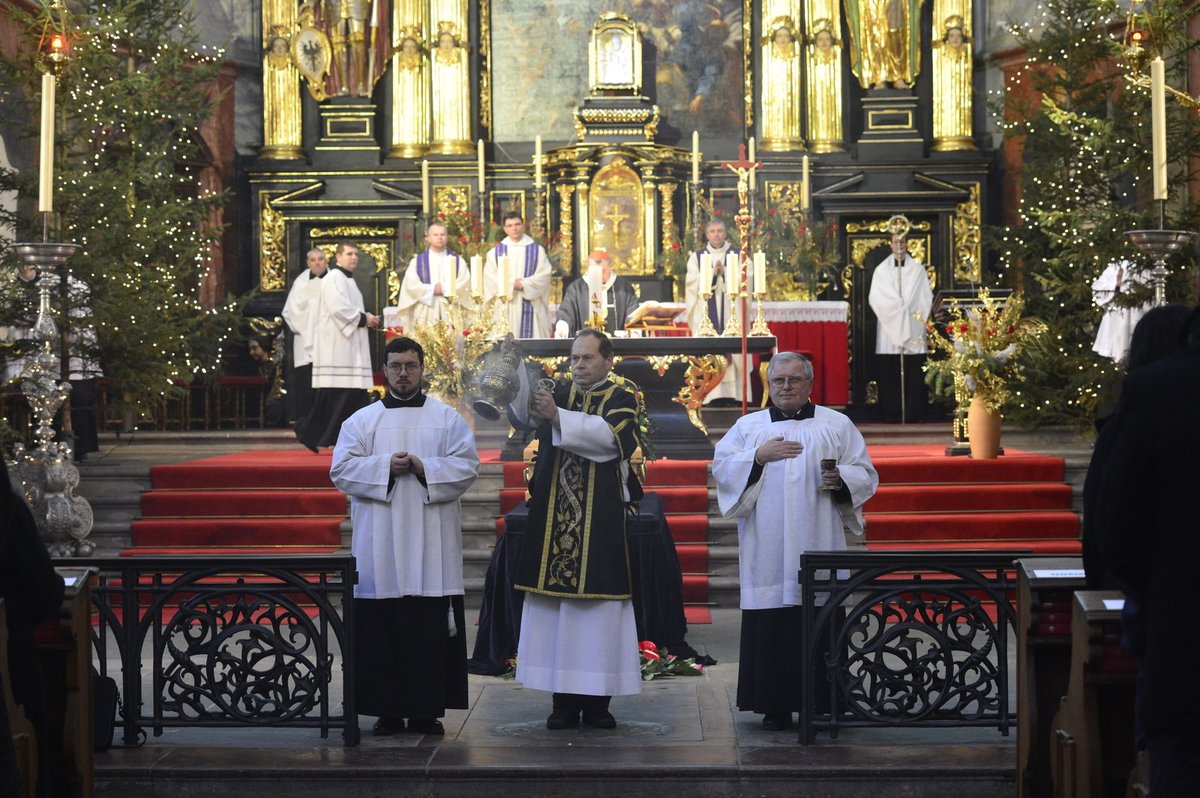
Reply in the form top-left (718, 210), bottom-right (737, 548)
top-left (489, 190), bottom-right (527, 224)
top-left (489, 0), bottom-right (745, 148)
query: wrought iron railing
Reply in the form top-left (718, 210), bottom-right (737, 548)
top-left (798, 551), bottom-right (1024, 745)
top-left (56, 554), bottom-right (359, 746)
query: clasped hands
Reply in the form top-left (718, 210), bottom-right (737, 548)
top-left (390, 451), bottom-right (424, 478)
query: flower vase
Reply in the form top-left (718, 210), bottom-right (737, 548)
top-left (967, 395), bottom-right (1001, 459)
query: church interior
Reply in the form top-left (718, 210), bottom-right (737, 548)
top-left (1, 0), bottom-right (1198, 796)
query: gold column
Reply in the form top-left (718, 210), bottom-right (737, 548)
top-left (759, 2), bottom-right (803, 151)
top-left (804, 0), bottom-right (846, 153)
top-left (659, 182), bottom-right (677, 254)
top-left (931, 0), bottom-right (976, 151)
top-left (557, 183), bottom-right (576, 275)
top-left (261, 0), bottom-right (303, 160)
top-left (576, 173), bottom-right (591, 271)
top-left (391, 1), bottom-right (431, 157)
top-left (430, 0), bottom-right (473, 155)
top-left (642, 168), bottom-right (658, 273)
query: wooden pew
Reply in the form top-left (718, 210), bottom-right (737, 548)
top-left (1016, 557), bottom-right (1085, 798)
top-left (1049, 590), bottom-right (1137, 798)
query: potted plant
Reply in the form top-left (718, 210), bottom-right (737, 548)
top-left (923, 288), bottom-right (1047, 458)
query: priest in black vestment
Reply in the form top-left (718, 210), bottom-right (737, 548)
top-left (553, 249), bottom-right (638, 338)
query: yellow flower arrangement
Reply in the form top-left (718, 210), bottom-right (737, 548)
top-left (408, 298), bottom-right (510, 407)
top-left (923, 288), bottom-right (1048, 412)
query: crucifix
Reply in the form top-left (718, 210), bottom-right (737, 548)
top-left (603, 203), bottom-right (630, 248)
top-left (720, 143), bottom-right (760, 412)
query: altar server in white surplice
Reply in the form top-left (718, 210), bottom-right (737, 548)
top-left (712, 352), bottom-right (878, 732)
top-left (484, 211), bottom-right (552, 338)
top-left (397, 222), bottom-right (473, 331)
top-left (1091, 259), bottom-right (1151, 362)
top-left (330, 336), bottom-right (480, 737)
top-left (281, 248), bottom-right (328, 422)
top-left (684, 217), bottom-right (746, 403)
top-left (297, 241), bottom-right (379, 452)
top-left (867, 226), bottom-right (933, 422)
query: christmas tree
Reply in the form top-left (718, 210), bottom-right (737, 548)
top-left (0, 0), bottom-right (243, 419)
top-left (993, 0), bottom-right (1199, 428)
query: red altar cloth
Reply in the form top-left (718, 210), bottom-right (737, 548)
top-left (763, 301), bottom-right (849, 406)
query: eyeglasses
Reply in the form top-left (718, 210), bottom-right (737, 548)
top-left (385, 362), bottom-right (421, 374)
top-left (769, 376), bottom-right (811, 388)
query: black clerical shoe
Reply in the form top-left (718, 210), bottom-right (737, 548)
top-left (371, 717), bottom-right (404, 735)
top-left (406, 718), bottom-right (444, 735)
top-left (761, 713), bottom-right (793, 731)
top-left (546, 709), bottom-right (580, 730)
top-left (581, 709), bottom-right (617, 729)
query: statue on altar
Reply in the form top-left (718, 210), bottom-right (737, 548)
top-left (805, 13), bottom-right (845, 152)
top-left (931, 2), bottom-right (975, 150)
top-left (431, 20), bottom-right (472, 153)
top-left (759, 15), bottom-right (802, 149)
top-left (843, 0), bottom-right (923, 89)
top-left (318, 0), bottom-right (388, 98)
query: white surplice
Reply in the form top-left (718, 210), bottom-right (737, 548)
top-left (330, 397), bottom-right (480, 599)
top-left (396, 250), bottom-right (474, 330)
top-left (483, 234), bottom-right (552, 338)
top-left (281, 270), bottom-right (321, 368)
top-left (868, 255), bottom-right (933, 354)
top-left (311, 268), bottom-right (373, 389)
top-left (1092, 260), bottom-right (1150, 361)
top-left (684, 245), bottom-right (749, 402)
top-left (712, 406), bottom-right (879, 609)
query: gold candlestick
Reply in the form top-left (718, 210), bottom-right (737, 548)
top-left (696, 288), bottom-right (719, 337)
top-left (750, 289), bottom-right (771, 336)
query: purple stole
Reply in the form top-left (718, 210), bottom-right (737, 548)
top-left (495, 241), bottom-right (541, 337)
top-left (698, 247), bottom-right (739, 334)
top-left (415, 249), bottom-right (462, 284)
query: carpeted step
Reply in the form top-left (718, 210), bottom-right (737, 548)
top-left (865, 483), bottom-right (1072, 513)
top-left (119, 546), bottom-right (340, 556)
top-left (866, 539), bottom-right (1082, 554)
top-left (141, 489), bottom-right (346, 518)
top-left (871, 452), bottom-right (1064, 484)
top-left (864, 510), bottom-right (1079, 542)
top-left (665, 514), bottom-right (708, 543)
top-left (675, 543), bottom-right (708, 574)
top-left (682, 574), bottom-right (708, 604)
top-left (130, 517), bottom-right (343, 547)
top-left (151, 449), bottom-right (336, 490)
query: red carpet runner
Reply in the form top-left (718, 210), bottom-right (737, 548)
top-left (128, 446), bottom-right (1080, 617)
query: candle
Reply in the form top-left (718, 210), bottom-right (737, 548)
top-left (420, 159), bottom-right (430, 216)
top-left (748, 137), bottom-right (756, 191)
top-left (699, 253), bottom-right (712, 295)
top-left (1151, 57), bottom-right (1167, 202)
top-left (534, 135), bottom-right (543, 187)
top-left (470, 254), bottom-right (483, 297)
top-left (38, 71), bottom-right (56, 214)
top-left (727, 252), bottom-right (742, 296)
top-left (691, 131), bottom-right (700, 184)
top-left (477, 139), bottom-right (486, 194)
top-left (754, 252), bottom-right (767, 295)
top-left (499, 254), bottom-right (511, 297)
top-left (801, 154), bottom-right (811, 212)
top-left (444, 258), bottom-right (456, 299)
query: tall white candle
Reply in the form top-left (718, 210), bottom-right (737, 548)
top-left (754, 252), bottom-right (767, 295)
top-left (699, 253), bottom-right (712, 295)
top-left (534, 135), bottom-right (543, 187)
top-left (691, 131), bottom-right (700, 184)
top-left (748, 137), bottom-right (756, 191)
top-left (38, 72), bottom-right (55, 214)
top-left (499, 254), bottom-right (511, 297)
top-left (727, 252), bottom-right (742, 296)
top-left (801, 155), bottom-right (811, 212)
top-left (470, 254), bottom-right (483, 297)
top-left (421, 159), bottom-right (430, 216)
top-left (444, 258), bottom-right (456, 299)
top-left (477, 139), bottom-right (486, 194)
top-left (1151, 57), bottom-right (1167, 202)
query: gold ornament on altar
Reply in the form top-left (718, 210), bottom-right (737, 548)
top-left (291, 3), bottom-right (331, 102)
top-left (396, 25), bottom-right (425, 70)
top-left (931, 1), bottom-right (975, 151)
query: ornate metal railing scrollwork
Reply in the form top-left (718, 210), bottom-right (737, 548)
top-left (57, 554), bottom-right (359, 746)
top-left (798, 551), bottom-right (1023, 744)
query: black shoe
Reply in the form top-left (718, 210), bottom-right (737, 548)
top-left (372, 717), bottom-right (404, 735)
top-left (761, 713), bottom-right (793, 731)
top-left (546, 709), bottom-right (579, 730)
top-left (406, 718), bottom-right (444, 735)
top-left (581, 709), bottom-right (616, 729)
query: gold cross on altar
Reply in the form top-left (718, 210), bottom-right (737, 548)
top-left (603, 203), bottom-right (630, 248)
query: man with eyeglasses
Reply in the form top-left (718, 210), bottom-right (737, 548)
top-left (331, 336), bottom-right (479, 737)
top-left (506, 328), bottom-right (645, 730)
top-left (712, 351), bottom-right (878, 731)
